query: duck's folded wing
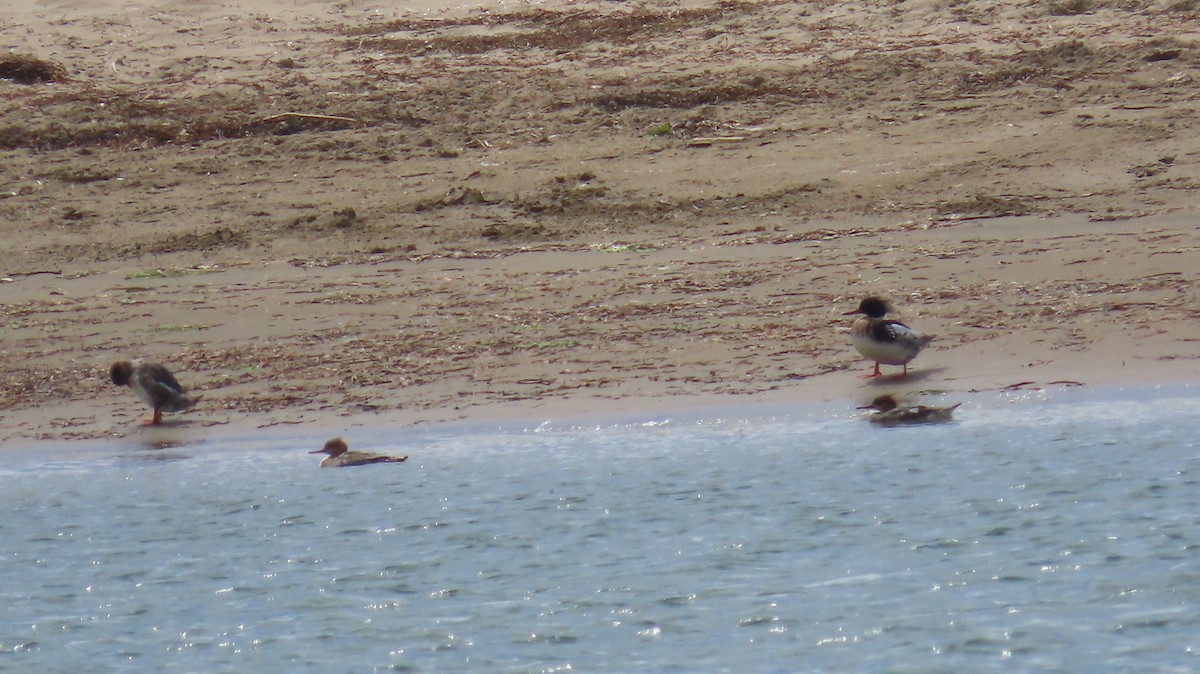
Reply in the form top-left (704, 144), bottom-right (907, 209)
top-left (880, 320), bottom-right (932, 346)
top-left (136, 364), bottom-right (194, 409)
top-left (369, 454), bottom-right (408, 464)
top-left (138, 363), bottom-right (187, 393)
top-left (871, 319), bottom-right (907, 342)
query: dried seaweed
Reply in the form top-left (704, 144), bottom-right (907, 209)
top-left (344, 4), bottom-right (752, 55)
top-left (0, 54), bottom-right (68, 84)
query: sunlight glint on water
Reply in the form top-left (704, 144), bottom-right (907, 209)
top-left (1, 386), bottom-right (1199, 673)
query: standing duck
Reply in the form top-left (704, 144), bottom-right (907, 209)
top-left (844, 296), bottom-right (934, 378)
top-left (109, 359), bottom-right (199, 425)
top-left (310, 438), bottom-right (408, 468)
top-left (858, 394), bottom-right (960, 426)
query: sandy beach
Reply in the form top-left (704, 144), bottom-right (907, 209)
top-left (2, 0), bottom-right (1197, 443)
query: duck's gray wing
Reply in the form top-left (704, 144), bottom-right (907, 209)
top-left (135, 363), bottom-right (194, 410)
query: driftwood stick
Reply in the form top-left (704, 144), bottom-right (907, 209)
top-left (258, 112), bottom-right (359, 125)
top-left (5, 269), bottom-right (61, 277)
top-left (686, 136), bottom-right (747, 147)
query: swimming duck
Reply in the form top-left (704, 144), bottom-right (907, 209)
top-left (310, 438), bottom-right (408, 468)
top-left (859, 394), bottom-right (960, 426)
top-left (109, 359), bottom-right (199, 425)
top-left (844, 296), bottom-right (934, 378)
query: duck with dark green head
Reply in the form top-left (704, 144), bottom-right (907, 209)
top-left (844, 296), bottom-right (934, 378)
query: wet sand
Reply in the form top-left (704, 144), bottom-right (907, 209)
top-left (2, 0), bottom-right (1198, 443)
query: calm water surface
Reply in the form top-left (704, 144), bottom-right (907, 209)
top-left (2, 386), bottom-right (1199, 673)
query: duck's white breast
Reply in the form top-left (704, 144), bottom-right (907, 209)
top-left (851, 327), bottom-right (927, 365)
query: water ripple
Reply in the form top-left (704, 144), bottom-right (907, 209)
top-left (0, 388), bottom-right (1198, 671)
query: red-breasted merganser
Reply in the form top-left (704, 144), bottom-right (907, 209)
top-left (310, 438), bottom-right (408, 468)
top-left (859, 394), bottom-right (960, 426)
top-left (109, 359), bottom-right (199, 424)
top-left (844, 296), bottom-right (934, 378)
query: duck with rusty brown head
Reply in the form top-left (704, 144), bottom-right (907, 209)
top-left (859, 394), bottom-right (960, 426)
top-left (110, 359), bottom-right (199, 425)
top-left (310, 438), bottom-right (409, 468)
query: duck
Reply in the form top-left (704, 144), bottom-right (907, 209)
top-left (109, 359), bottom-right (199, 425)
top-left (310, 438), bottom-right (408, 468)
top-left (844, 296), bottom-right (934, 378)
top-left (859, 394), bottom-right (960, 426)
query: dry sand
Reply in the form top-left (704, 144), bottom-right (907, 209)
top-left (1, 0), bottom-right (1198, 443)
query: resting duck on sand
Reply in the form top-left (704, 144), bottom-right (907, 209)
top-left (310, 438), bottom-right (408, 468)
top-left (844, 296), bottom-right (934, 378)
top-left (859, 394), bottom-right (960, 426)
top-left (109, 360), bottom-right (199, 425)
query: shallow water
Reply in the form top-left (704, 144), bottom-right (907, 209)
top-left (2, 386), bottom-right (1199, 673)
